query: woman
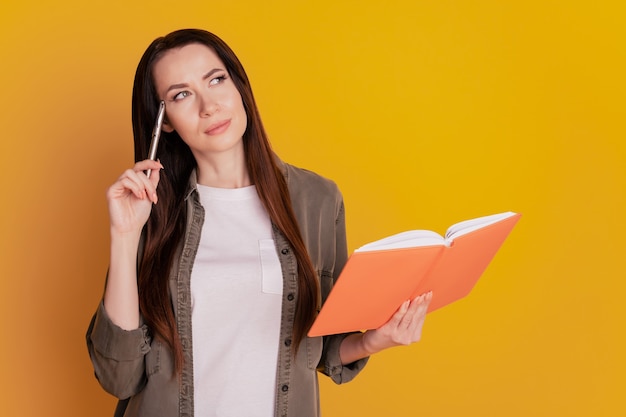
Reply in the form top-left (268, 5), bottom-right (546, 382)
top-left (87, 28), bottom-right (432, 417)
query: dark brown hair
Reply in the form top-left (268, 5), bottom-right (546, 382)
top-left (132, 29), bottom-right (319, 372)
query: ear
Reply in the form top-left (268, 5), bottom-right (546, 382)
top-left (162, 118), bottom-right (175, 133)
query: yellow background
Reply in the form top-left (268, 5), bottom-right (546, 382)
top-left (1, 0), bottom-right (624, 415)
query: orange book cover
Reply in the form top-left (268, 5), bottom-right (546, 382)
top-left (308, 212), bottom-right (521, 337)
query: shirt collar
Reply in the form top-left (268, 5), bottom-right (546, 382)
top-left (183, 156), bottom-right (289, 201)
top-left (184, 169), bottom-right (199, 201)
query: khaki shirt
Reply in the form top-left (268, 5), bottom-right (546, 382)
top-left (87, 162), bottom-right (368, 417)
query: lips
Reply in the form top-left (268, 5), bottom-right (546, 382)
top-left (204, 119), bottom-right (231, 136)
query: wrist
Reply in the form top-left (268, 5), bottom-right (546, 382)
top-left (360, 330), bottom-right (380, 356)
top-left (110, 226), bottom-right (142, 242)
top-left (109, 228), bottom-right (142, 260)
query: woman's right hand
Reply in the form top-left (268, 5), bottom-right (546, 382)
top-left (106, 159), bottom-right (164, 236)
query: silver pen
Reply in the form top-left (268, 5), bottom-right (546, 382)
top-left (146, 100), bottom-right (166, 178)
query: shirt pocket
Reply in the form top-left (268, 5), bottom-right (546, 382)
top-left (259, 239), bottom-right (283, 295)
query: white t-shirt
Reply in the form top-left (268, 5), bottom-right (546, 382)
top-left (191, 184), bottom-right (283, 416)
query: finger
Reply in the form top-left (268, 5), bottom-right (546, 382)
top-left (147, 164), bottom-right (161, 204)
top-left (112, 167), bottom-right (157, 202)
top-left (411, 291), bottom-right (432, 308)
top-left (137, 160), bottom-right (163, 203)
top-left (392, 294), bottom-right (424, 331)
top-left (131, 161), bottom-right (162, 202)
top-left (407, 293), bottom-right (431, 318)
top-left (133, 159), bottom-right (164, 173)
top-left (110, 169), bottom-right (148, 200)
top-left (418, 291), bottom-right (433, 310)
top-left (396, 296), bottom-right (422, 329)
top-left (386, 300), bottom-right (410, 329)
top-left (406, 292), bottom-right (433, 339)
top-left (118, 177), bottom-right (147, 200)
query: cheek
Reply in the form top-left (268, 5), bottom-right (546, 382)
top-left (236, 103), bottom-right (248, 134)
top-left (165, 111), bottom-right (192, 133)
top-left (233, 97), bottom-right (248, 125)
top-left (224, 86), bottom-right (247, 120)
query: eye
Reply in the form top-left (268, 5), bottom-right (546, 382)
top-left (173, 90), bottom-right (191, 100)
top-left (209, 74), bottom-right (228, 86)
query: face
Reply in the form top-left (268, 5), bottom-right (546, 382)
top-left (152, 43), bottom-right (247, 160)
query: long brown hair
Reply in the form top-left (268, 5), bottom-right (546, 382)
top-left (132, 29), bottom-right (319, 372)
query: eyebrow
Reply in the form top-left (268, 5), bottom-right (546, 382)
top-left (164, 68), bottom-right (226, 93)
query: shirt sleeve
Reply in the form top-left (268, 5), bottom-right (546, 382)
top-left (318, 199), bottom-right (369, 384)
top-left (86, 301), bottom-right (151, 399)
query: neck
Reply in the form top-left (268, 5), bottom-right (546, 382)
top-left (194, 149), bottom-right (251, 189)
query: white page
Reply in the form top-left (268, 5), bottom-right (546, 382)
top-left (355, 230), bottom-right (444, 252)
top-left (445, 211), bottom-right (516, 241)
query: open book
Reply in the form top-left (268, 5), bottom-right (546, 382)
top-left (308, 212), bottom-right (521, 337)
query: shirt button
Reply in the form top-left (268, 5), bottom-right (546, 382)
top-left (284, 338), bottom-right (292, 347)
top-left (287, 293), bottom-right (295, 301)
top-left (281, 384), bottom-right (289, 392)
top-left (281, 248), bottom-right (289, 255)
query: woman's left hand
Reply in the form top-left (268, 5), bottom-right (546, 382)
top-left (361, 291), bottom-right (433, 354)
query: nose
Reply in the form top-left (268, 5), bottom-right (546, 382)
top-left (199, 92), bottom-right (219, 117)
